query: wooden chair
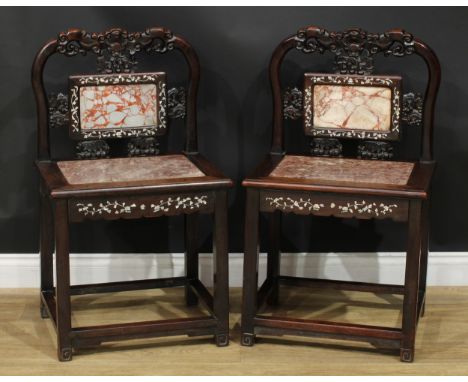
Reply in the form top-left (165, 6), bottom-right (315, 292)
top-left (240, 26), bottom-right (440, 362)
top-left (32, 27), bottom-right (232, 361)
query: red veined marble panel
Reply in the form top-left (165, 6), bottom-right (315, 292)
top-left (80, 84), bottom-right (158, 130)
top-left (313, 85), bottom-right (392, 131)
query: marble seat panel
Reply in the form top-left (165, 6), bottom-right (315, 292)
top-left (269, 155), bottom-right (414, 186)
top-left (58, 154), bottom-right (205, 185)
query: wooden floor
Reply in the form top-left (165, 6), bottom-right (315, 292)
top-left (1, 286), bottom-right (468, 375)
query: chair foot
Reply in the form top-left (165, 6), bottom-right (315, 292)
top-left (215, 333), bottom-right (229, 347)
top-left (58, 347), bottom-right (73, 362)
top-left (40, 302), bottom-right (49, 319)
top-left (400, 348), bottom-right (414, 362)
top-left (241, 333), bottom-right (255, 346)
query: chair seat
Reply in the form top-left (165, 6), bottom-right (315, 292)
top-left (58, 155), bottom-right (205, 184)
top-left (37, 154), bottom-right (232, 198)
top-left (243, 155), bottom-right (435, 199)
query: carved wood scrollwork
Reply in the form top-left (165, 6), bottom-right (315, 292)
top-left (402, 92), bottom-right (423, 126)
top-left (127, 137), bottom-right (160, 156)
top-left (283, 87), bottom-right (303, 120)
top-left (295, 27), bottom-right (415, 75)
top-left (76, 140), bottom-right (110, 159)
top-left (48, 92), bottom-right (69, 128)
top-left (56, 28), bottom-right (175, 74)
top-left (357, 141), bottom-right (394, 160)
top-left (167, 87), bottom-right (186, 119)
top-left (310, 137), bottom-right (342, 157)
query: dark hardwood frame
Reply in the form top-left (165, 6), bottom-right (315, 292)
top-left (33, 27), bottom-right (232, 361)
top-left (240, 26), bottom-right (440, 362)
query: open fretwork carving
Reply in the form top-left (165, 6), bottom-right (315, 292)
top-left (48, 92), bottom-right (68, 129)
top-left (56, 27), bottom-right (176, 74)
top-left (357, 141), bottom-right (394, 160)
top-left (402, 92), bottom-right (423, 126)
top-left (127, 137), bottom-right (160, 157)
top-left (295, 27), bottom-right (415, 75)
top-left (167, 87), bottom-right (186, 119)
top-left (76, 140), bottom-right (110, 159)
top-left (310, 138), bottom-right (342, 157)
top-left (283, 87), bottom-right (303, 120)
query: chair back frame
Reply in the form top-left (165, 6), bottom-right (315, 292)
top-left (32, 27), bottom-right (201, 161)
top-left (269, 26), bottom-right (441, 162)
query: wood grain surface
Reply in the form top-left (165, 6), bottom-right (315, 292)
top-left (1, 287), bottom-right (467, 375)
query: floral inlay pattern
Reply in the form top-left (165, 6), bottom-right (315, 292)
top-left (336, 201), bottom-right (398, 217)
top-left (150, 196), bottom-right (208, 213)
top-left (76, 201), bottom-right (138, 216)
top-left (264, 195), bottom-right (398, 218)
top-left (265, 197), bottom-right (324, 212)
top-left (80, 84), bottom-right (157, 130)
top-left (75, 195), bottom-right (209, 217)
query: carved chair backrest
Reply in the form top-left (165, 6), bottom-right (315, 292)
top-left (32, 27), bottom-right (200, 161)
top-left (270, 26), bottom-right (441, 162)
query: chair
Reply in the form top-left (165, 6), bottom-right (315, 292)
top-left (32, 27), bottom-right (232, 361)
top-left (240, 26), bottom-right (440, 362)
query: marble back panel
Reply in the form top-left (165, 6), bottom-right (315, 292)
top-left (313, 85), bottom-right (391, 131)
top-left (80, 84), bottom-right (158, 130)
top-left (304, 74), bottom-right (402, 141)
top-left (69, 72), bottom-right (167, 140)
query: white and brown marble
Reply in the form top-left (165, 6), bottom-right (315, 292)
top-left (313, 85), bottom-right (392, 131)
top-left (58, 155), bottom-right (205, 185)
top-left (80, 84), bottom-right (158, 130)
top-left (269, 155), bottom-right (414, 186)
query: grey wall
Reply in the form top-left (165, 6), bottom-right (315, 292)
top-left (0, 7), bottom-right (467, 254)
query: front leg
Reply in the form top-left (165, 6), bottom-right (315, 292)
top-left (241, 189), bottom-right (260, 346)
top-left (266, 210), bottom-right (281, 306)
top-left (400, 200), bottom-right (423, 362)
top-left (184, 212), bottom-right (199, 306)
top-left (213, 190), bottom-right (229, 346)
top-left (418, 200), bottom-right (430, 317)
top-left (54, 200), bottom-right (73, 361)
top-left (39, 189), bottom-right (54, 319)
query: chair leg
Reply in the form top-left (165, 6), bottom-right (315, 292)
top-left (400, 200), bottom-right (422, 363)
top-left (54, 200), bottom-right (73, 362)
top-left (213, 190), bottom-right (229, 346)
top-left (241, 189), bottom-right (260, 346)
top-left (419, 200), bottom-right (430, 317)
top-left (185, 212), bottom-right (199, 307)
top-left (266, 210), bottom-right (281, 306)
top-left (39, 192), bottom-right (54, 319)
